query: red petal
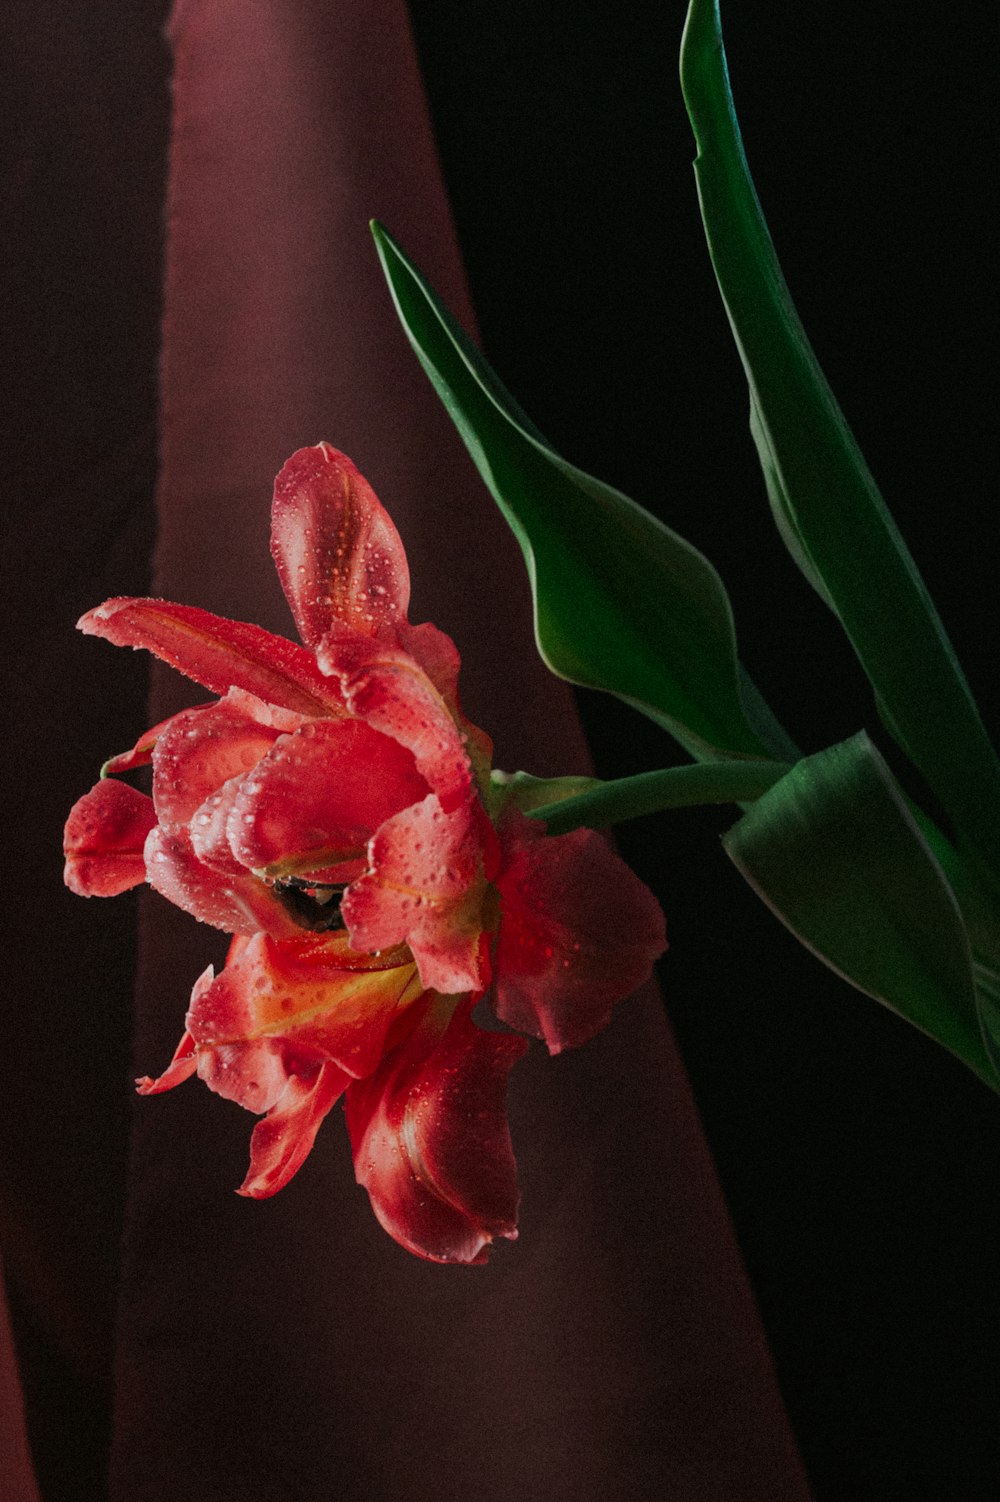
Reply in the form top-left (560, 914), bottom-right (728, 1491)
top-left (341, 795), bottom-right (490, 995)
top-left (271, 444), bottom-right (410, 647)
top-left (229, 718), bottom-right (429, 879)
top-left (395, 621), bottom-right (460, 702)
top-left (397, 621), bottom-right (494, 788)
top-left (346, 996), bottom-right (527, 1265)
top-left (136, 1026), bottom-right (198, 1095)
top-left (64, 779), bottom-right (158, 896)
top-left (189, 775), bottom-right (249, 874)
top-left (238, 1061), bottom-right (348, 1199)
top-left (493, 816), bottom-right (667, 1053)
top-left (186, 963), bottom-right (298, 1115)
top-left (102, 705), bottom-right (210, 776)
top-left (187, 931), bottom-right (424, 1082)
top-left (79, 597), bottom-right (345, 718)
top-left (320, 636), bottom-right (473, 812)
top-left (194, 1036), bottom-right (292, 1114)
top-left (144, 826), bottom-right (301, 938)
top-left (152, 689), bottom-right (299, 835)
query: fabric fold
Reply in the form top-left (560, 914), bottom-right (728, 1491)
top-left (110, 1), bottom-right (813, 1497)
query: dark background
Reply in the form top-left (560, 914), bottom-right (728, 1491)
top-left (4, 1), bottom-right (997, 1498)
top-left (410, 2), bottom-right (999, 1498)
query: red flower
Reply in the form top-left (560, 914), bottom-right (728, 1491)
top-left (65, 444), bottom-right (666, 1263)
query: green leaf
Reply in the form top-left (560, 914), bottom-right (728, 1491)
top-left (723, 732), bottom-right (997, 1091)
top-left (974, 962), bottom-right (1000, 1079)
top-left (681, 0), bottom-right (1000, 879)
top-left (487, 770), bottom-right (603, 819)
top-left (527, 758), bottom-right (789, 835)
top-left (372, 221), bottom-right (796, 765)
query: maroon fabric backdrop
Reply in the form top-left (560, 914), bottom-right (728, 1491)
top-left (5, 2), bottom-right (812, 1497)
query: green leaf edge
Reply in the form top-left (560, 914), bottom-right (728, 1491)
top-left (680, 0), bottom-right (1000, 879)
top-left (372, 219), bottom-right (796, 765)
top-left (723, 730), bottom-right (998, 1092)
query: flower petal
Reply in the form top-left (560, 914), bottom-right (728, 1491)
top-left (271, 443), bottom-right (410, 647)
top-left (493, 815), bottom-right (667, 1052)
top-left (189, 775), bottom-right (249, 873)
top-left (64, 779), bottom-right (158, 896)
top-left (187, 930), bottom-right (424, 1082)
top-left (342, 795), bottom-right (490, 995)
top-left (135, 1024), bottom-right (199, 1095)
top-left (238, 1061), bottom-right (349, 1199)
top-left (144, 827), bottom-right (301, 938)
top-left (152, 689), bottom-right (300, 835)
top-left (346, 996), bottom-right (527, 1264)
top-left (79, 597), bottom-right (345, 718)
top-left (397, 621), bottom-right (494, 785)
top-left (320, 636), bottom-right (473, 812)
top-left (395, 621), bottom-right (460, 703)
top-left (101, 706), bottom-right (211, 776)
top-left (229, 718), bottom-right (429, 880)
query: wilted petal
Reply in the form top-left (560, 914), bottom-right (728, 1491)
top-left (229, 718), bottom-right (429, 880)
top-left (79, 597), bottom-right (345, 718)
top-left (238, 1061), bottom-right (349, 1199)
top-left (493, 815), bottom-right (667, 1052)
top-left (144, 826), bottom-right (301, 939)
top-left (271, 443), bottom-right (410, 646)
top-left (320, 636), bottom-right (473, 812)
top-left (342, 795), bottom-right (490, 995)
top-left (64, 779), bottom-right (158, 896)
top-left (346, 996), bottom-right (527, 1264)
top-left (152, 689), bottom-right (300, 835)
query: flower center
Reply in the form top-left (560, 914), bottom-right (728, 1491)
top-left (272, 877), bottom-right (348, 933)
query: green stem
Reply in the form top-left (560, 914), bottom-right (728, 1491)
top-left (527, 759), bottom-right (791, 835)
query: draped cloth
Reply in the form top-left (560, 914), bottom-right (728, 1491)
top-left (5, 2), bottom-right (813, 1497)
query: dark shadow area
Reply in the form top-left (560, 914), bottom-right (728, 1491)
top-left (409, 2), bottom-right (999, 1498)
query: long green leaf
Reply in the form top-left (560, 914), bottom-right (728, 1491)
top-left (372, 221), bottom-right (795, 764)
top-left (724, 732), bottom-right (997, 1090)
top-left (681, 0), bottom-right (1000, 878)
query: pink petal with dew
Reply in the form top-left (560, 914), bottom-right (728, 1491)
top-left (137, 968), bottom-right (291, 1116)
top-left (143, 826), bottom-right (301, 939)
top-left (342, 794), bottom-right (490, 996)
top-left (395, 621), bottom-right (460, 703)
top-left (321, 636), bottom-right (472, 812)
top-left (152, 689), bottom-right (300, 835)
top-left (493, 814), bottom-right (667, 1053)
top-left (136, 1025), bottom-right (198, 1095)
top-left (239, 1061), bottom-right (349, 1198)
top-left (64, 779), bottom-right (158, 896)
top-left (229, 718), bottom-right (429, 880)
top-left (79, 597), bottom-right (345, 718)
top-left (189, 775), bottom-right (249, 874)
top-left (270, 444), bottom-right (410, 647)
top-left (397, 620), bottom-right (494, 784)
top-left (346, 996), bottom-right (527, 1265)
top-left (188, 931), bottom-right (425, 1083)
top-left (101, 705), bottom-right (210, 776)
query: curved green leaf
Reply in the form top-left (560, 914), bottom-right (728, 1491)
top-left (723, 732), bottom-right (997, 1091)
top-left (527, 759), bottom-right (790, 835)
top-left (974, 962), bottom-right (1000, 1079)
top-left (372, 221), bottom-right (796, 764)
top-left (681, 0), bottom-right (1000, 878)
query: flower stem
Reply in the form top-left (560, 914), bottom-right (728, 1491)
top-left (527, 760), bottom-right (792, 835)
